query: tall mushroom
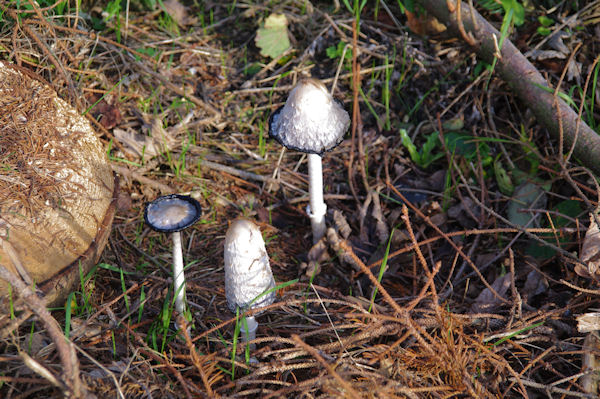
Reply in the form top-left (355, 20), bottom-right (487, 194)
top-left (144, 194), bottom-right (202, 319)
top-left (269, 78), bottom-right (350, 243)
top-left (224, 218), bottom-right (276, 345)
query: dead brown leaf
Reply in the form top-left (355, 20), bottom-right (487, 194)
top-left (578, 312), bottom-right (600, 333)
top-left (580, 331), bottom-right (600, 394)
top-left (161, 0), bottom-right (195, 26)
top-left (577, 213), bottom-right (600, 280)
top-left (471, 273), bottom-right (512, 313)
top-left (86, 94), bottom-right (122, 129)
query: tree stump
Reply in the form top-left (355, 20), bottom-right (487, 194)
top-left (0, 62), bottom-right (116, 307)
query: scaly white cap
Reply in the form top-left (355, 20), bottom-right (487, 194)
top-left (269, 78), bottom-right (350, 155)
top-left (224, 218), bottom-right (276, 313)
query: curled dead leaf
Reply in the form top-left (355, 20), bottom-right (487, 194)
top-left (161, 0), bottom-right (196, 26)
top-left (577, 213), bottom-right (600, 280)
top-left (580, 331), bottom-right (600, 394)
top-left (332, 209), bottom-right (352, 239)
top-left (113, 118), bottom-right (180, 159)
top-left (471, 273), bottom-right (512, 313)
top-left (577, 312), bottom-right (600, 333)
top-left (86, 94), bottom-right (122, 129)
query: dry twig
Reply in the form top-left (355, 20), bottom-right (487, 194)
top-left (0, 264), bottom-right (89, 398)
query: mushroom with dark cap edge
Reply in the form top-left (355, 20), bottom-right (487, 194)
top-left (269, 78), bottom-right (350, 243)
top-left (144, 194), bottom-right (202, 320)
top-left (224, 218), bottom-right (276, 348)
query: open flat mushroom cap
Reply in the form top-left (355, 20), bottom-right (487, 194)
top-left (224, 219), bottom-right (276, 313)
top-left (144, 195), bottom-right (202, 232)
top-left (0, 62), bottom-right (116, 307)
top-left (269, 78), bottom-right (350, 154)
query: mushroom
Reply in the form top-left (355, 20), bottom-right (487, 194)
top-left (269, 78), bottom-right (350, 243)
top-left (144, 194), bottom-right (202, 319)
top-left (224, 218), bottom-right (276, 345)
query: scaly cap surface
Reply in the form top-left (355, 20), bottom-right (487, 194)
top-left (269, 78), bottom-right (350, 154)
top-left (224, 218), bottom-right (276, 312)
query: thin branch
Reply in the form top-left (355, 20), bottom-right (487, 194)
top-left (0, 264), bottom-right (88, 398)
top-left (291, 334), bottom-right (362, 399)
top-left (416, 0), bottom-right (600, 175)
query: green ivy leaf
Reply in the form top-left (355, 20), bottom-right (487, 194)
top-left (537, 26), bottom-right (551, 36)
top-left (501, 0), bottom-right (525, 26)
top-left (538, 15), bottom-right (554, 27)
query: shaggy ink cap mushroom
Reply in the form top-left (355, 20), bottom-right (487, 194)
top-left (144, 194), bottom-right (202, 322)
top-left (269, 78), bottom-right (350, 155)
top-left (224, 218), bottom-right (276, 313)
top-left (144, 194), bottom-right (202, 232)
top-left (269, 78), bottom-right (350, 243)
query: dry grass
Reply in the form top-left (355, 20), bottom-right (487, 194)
top-left (1, 1), bottom-right (600, 398)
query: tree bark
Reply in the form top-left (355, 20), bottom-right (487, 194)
top-left (415, 0), bottom-right (600, 175)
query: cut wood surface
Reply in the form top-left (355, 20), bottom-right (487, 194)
top-left (0, 62), bottom-right (116, 306)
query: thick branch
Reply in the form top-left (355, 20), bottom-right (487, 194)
top-left (416, 0), bottom-right (600, 175)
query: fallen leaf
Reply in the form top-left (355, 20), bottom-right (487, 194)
top-left (567, 58), bottom-right (582, 83)
top-left (578, 313), bottom-right (600, 333)
top-left (113, 119), bottom-right (177, 159)
top-left (332, 209), bottom-right (352, 239)
top-left (116, 191), bottom-right (132, 212)
top-left (87, 94), bottom-right (122, 129)
top-left (577, 213), bottom-right (600, 279)
top-left (522, 269), bottom-right (548, 301)
top-left (429, 212), bottom-right (447, 227)
top-left (372, 190), bottom-right (389, 243)
top-left (405, 10), bottom-right (446, 36)
top-left (471, 273), bottom-right (512, 313)
top-left (301, 235), bottom-right (331, 277)
top-left (580, 331), bottom-right (600, 394)
top-left (327, 228), bottom-right (362, 272)
top-left (529, 30), bottom-right (581, 82)
top-left (162, 0), bottom-right (194, 26)
top-left (28, 332), bottom-right (50, 356)
top-left (548, 31), bottom-right (570, 53)
top-left (308, 237), bottom-right (330, 264)
top-left (255, 13), bottom-right (291, 59)
top-left (507, 181), bottom-right (547, 228)
top-left (447, 197), bottom-right (476, 228)
top-left (113, 129), bottom-right (160, 158)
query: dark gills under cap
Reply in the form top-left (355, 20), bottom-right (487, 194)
top-left (144, 194), bottom-right (202, 233)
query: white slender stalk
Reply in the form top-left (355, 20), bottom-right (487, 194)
top-left (171, 231), bottom-right (186, 316)
top-left (307, 153), bottom-right (327, 243)
top-left (241, 315), bottom-right (258, 351)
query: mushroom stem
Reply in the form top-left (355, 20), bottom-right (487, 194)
top-left (171, 231), bottom-right (186, 316)
top-left (241, 315), bottom-right (258, 350)
top-left (307, 153), bottom-right (327, 243)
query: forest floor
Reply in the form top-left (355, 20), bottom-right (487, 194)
top-left (1, 0), bottom-right (600, 397)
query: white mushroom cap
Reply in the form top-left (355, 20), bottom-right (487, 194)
top-left (269, 78), bottom-right (350, 154)
top-left (224, 218), bottom-right (276, 313)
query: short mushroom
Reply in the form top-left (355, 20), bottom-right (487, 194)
top-left (224, 218), bottom-right (276, 345)
top-left (144, 194), bottom-right (202, 319)
top-left (269, 78), bottom-right (350, 243)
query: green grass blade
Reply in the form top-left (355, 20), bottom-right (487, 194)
top-left (64, 292), bottom-right (76, 339)
top-left (369, 229), bottom-right (394, 312)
